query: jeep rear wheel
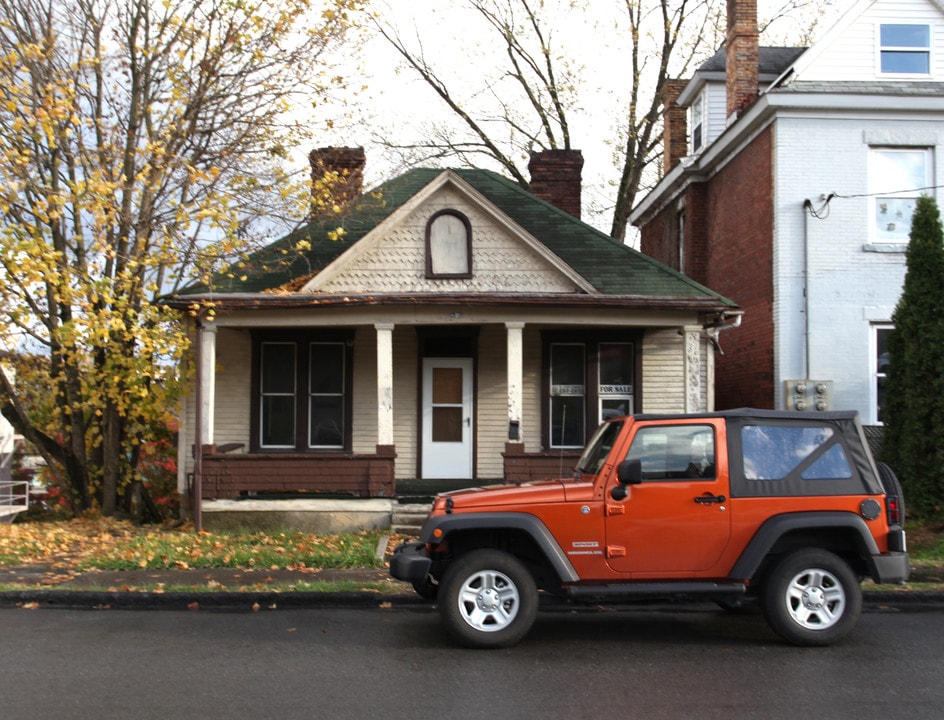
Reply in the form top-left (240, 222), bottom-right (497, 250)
top-left (439, 549), bottom-right (538, 649)
top-left (761, 549), bottom-right (861, 646)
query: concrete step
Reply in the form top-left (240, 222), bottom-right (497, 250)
top-left (391, 502), bottom-right (432, 534)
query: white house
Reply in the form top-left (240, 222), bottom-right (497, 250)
top-left (632, 0), bottom-right (944, 424)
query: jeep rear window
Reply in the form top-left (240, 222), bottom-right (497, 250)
top-left (742, 425), bottom-right (853, 481)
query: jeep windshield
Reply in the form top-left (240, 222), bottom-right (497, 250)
top-left (575, 419), bottom-right (625, 477)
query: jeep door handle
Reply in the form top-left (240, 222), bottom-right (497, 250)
top-left (694, 494), bottom-right (726, 504)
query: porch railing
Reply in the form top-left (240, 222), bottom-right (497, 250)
top-left (0, 479), bottom-right (29, 521)
top-left (198, 445), bottom-right (397, 500)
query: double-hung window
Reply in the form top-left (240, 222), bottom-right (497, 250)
top-left (870, 147), bottom-right (933, 242)
top-left (254, 333), bottom-right (351, 451)
top-left (879, 24), bottom-right (930, 75)
top-left (873, 325), bottom-right (892, 424)
top-left (690, 93), bottom-right (706, 154)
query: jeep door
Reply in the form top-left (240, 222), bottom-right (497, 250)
top-left (604, 420), bottom-right (732, 575)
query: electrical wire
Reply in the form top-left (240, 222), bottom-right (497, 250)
top-left (804, 184), bottom-right (944, 220)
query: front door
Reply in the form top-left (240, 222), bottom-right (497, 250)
top-left (421, 358), bottom-right (474, 479)
top-left (605, 420), bottom-right (731, 575)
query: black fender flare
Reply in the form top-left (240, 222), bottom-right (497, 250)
top-left (420, 512), bottom-right (580, 583)
top-left (728, 511), bottom-right (880, 581)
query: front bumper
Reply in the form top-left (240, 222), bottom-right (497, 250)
top-left (389, 541), bottom-right (432, 583)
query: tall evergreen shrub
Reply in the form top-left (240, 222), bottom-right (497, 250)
top-left (881, 195), bottom-right (944, 519)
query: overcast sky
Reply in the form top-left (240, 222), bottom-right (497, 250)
top-left (302, 0), bottom-right (849, 238)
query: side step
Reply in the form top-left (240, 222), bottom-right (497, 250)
top-left (565, 581), bottom-right (747, 602)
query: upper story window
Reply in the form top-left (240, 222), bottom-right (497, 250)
top-left (879, 24), bottom-right (930, 75)
top-left (870, 147), bottom-right (933, 242)
top-left (426, 210), bottom-right (472, 278)
top-left (690, 93), bottom-right (706, 153)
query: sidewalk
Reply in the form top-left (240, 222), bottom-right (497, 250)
top-left (1, 563), bottom-right (943, 611)
top-left (0, 564), bottom-right (424, 609)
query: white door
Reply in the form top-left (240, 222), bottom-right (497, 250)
top-left (422, 358), bottom-right (473, 479)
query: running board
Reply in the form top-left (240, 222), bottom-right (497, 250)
top-left (565, 581), bottom-right (746, 602)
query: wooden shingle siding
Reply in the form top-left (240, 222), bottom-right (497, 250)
top-left (318, 188), bottom-right (580, 295)
top-left (476, 325), bottom-right (508, 480)
top-left (641, 329), bottom-right (687, 413)
top-left (214, 328), bottom-right (252, 450)
top-left (351, 326), bottom-right (377, 455)
top-left (392, 326), bottom-right (419, 479)
top-left (522, 328), bottom-right (543, 451)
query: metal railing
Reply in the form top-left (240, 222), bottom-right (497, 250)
top-left (0, 479), bottom-right (29, 520)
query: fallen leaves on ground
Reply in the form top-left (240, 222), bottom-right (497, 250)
top-left (0, 517), bottom-right (398, 574)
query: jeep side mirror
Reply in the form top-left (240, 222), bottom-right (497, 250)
top-left (617, 459), bottom-right (642, 486)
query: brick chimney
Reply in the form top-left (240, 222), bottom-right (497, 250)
top-left (661, 79), bottom-right (689, 174)
top-left (309, 146), bottom-right (365, 209)
top-left (528, 149), bottom-right (583, 219)
top-left (726, 0), bottom-right (760, 118)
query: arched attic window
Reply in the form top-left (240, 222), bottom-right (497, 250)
top-left (426, 210), bottom-right (472, 278)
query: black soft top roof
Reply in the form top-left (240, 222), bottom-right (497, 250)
top-left (630, 408), bottom-right (881, 497)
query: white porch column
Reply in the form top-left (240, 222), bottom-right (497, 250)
top-left (199, 323), bottom-right (217, 445)
top-left (375, 323), bottom-right (395, 446)
top-left (506, 322), bottom-right (524, 441)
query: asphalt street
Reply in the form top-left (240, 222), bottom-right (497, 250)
top-left (2, 602), bottom-right (943, 720)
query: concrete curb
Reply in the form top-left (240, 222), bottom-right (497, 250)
top-left (0, 588), bottom-right (428, 610)
top-left (1, 588), bottom-right (941, 612)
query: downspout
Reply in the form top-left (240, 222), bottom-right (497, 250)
top-left (704, 311), bottom-right (744, 354)
top-left (803, 201), bottom-right (810, 379)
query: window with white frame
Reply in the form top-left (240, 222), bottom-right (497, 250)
top-left (690, 93), bottom-right (706, 153)
top-left (870, 148), bottom-right (933, 242)
top-left (879, 24), bottom-right (931, 75)
top-left (873, 325), bottom-right (893, 424)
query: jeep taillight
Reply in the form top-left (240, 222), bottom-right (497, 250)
top-left (886, 496), bottom-right (902, 526)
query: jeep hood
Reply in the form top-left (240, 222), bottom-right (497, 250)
top-left (432, 478), bottom-right (591, 511)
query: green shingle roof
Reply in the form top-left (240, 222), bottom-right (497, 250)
top-left (177, 167), bottom-right (734, 307)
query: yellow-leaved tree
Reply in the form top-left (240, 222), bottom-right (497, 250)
top-left (0, 0), bottom-right (366, 514)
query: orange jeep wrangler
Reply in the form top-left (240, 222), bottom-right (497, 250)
top-left (390, 409), bottom-right (908, 648)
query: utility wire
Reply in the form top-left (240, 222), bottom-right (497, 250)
top-left (804, 184), bottom-right (944, 220)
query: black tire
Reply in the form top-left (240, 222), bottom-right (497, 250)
top-left (876, 462), bottom-right (906, 524)
top-left (438, 549), bottom-right (538, 649)
top-left (761, 549), bottom-right (862, 647)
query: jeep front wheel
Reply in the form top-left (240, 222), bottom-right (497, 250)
top-left (761, 549), bottom-right (862, 646)
top-left (439, 549), bottom-right (538, 649)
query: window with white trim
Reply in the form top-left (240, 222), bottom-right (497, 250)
top-left (870, 147), bottom-right (933, 242)
top-left (879, 24), bottom-right (930, 75)
top-left (426, 210), bottom-right (472, 278)
top-left (690, 93), bottom-right (706, 153)
top-left (873, 325), bottom-right (892, 425)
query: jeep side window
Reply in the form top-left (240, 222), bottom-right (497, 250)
top-left (625, 425), bottom-right (715, 480)
top-left (742, 425), bottom-right (852, 480)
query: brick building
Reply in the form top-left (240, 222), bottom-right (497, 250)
top-left (631, 0), bottom-right (944, 422)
